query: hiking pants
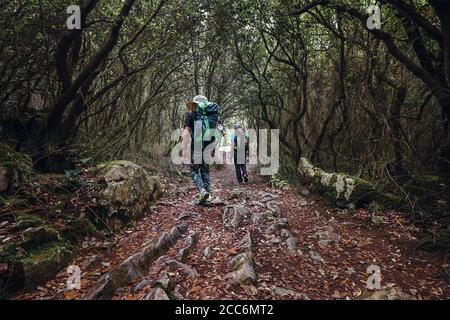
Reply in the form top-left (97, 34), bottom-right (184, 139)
top-left (190, 164), bottom-right (211, 193)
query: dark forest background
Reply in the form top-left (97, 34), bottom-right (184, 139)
top-left (1, 0), bottom-right (449, 217)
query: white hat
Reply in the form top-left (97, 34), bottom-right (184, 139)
top-left (193, 95), bottom-right (208, 104)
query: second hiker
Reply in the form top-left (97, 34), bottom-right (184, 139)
top-left (231, 122), bottom-right (249, 184)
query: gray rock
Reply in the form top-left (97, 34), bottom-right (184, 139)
top-left (22, 226), bottom-right (59, 245)
top-left (309, 251), bottom-right (324, 263)
top-left (144, 287), bottom-right (170, 300)
top-left (225, 233), bottom-right (256, 285)
top-left (251, 212), bottom-right (266, 224)
top-left (273, 286), bottom-right (305, 299)
top-left (84, 224), bottom-right (187, 300)
top-left (270, 237), bottom-right (281, 244)
top-left (84, 275), bottom-right (115, 300)
top-left (239, 232), bottom-right (253, 254)
top-left (259, 191), bottom-right (280, 202)
top-left (153, 272), bottom-right (172, 291)
top-left (371, 215), bottom-right (384, 226)
top-left (228, 188), bottom-right (250, 200)
top-left (266, 202), bottom-right (281, 217)
top-left (274, 218), bottom-right (289, 229)
top-left (132, 279), bottom-right (152, 294)
top-left (178, 212), bottom-right (191, 220)
top-left (177, 231), bottom-right (198, 262)
top-left (286, 236), bottom-right (297, 253)
top-left (250, 201), bottom-right (265, 208)
top-left (361, 286), bottom-right (412, 300)
top-left (165, 260), bottom-right (199, 278)
top-left (93, 161), bottom-right (162, 231)
top-left (170, 289), bottom-right (186, 300)
top-left (223, 205), bottom-right (246, 230)
top-left (225, 253), bottom-right (256, 285)
top-left (280, 229), bottom-right (291, 240)
top-left (318, 240), bottom-right (334, 247)
top-left (347, 267), bottom-right (356, 274)
top-left (81, 255), bottom-right (101, 269)
top-left (266, 225), bottom-right (277, 234)
top-left (313, 230), bottom-right (341, 247)
top-left (203, 246), bottom-right (212, 260)
top-left (210, 198), bottom-right (226, 206)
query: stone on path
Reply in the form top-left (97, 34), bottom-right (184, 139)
top-left (361, 286), bottom-right (412, 300)
top-left (165, 260), bottom-right (199, 279)
top-left (223, 205), bottom-right (246, 230)
top-left (273, 286), bottom-right (306, 299)
top-left (203, 246), bottom-right (212, 260)
top-left (259, 191), bottom-right (280, 203)
top-left (84, 223), bottom-right (187, 299)
top-left (132, 278), bottom-right (152, 294)
top-left (313, 230), bottom-right (341, 247)
top-left (286, 235), bottom-right (297, 253)
top-left (371, 215), bottom-right (384, 226)
top-left (144, 287), bottom-right (170, 300)
top-left (225, 233), bottom-right (256, 285)
top-left (177, 231), bottom-right (198, 262)
top-left (309, 251), bottom-right (325, 263)
top-left (228, 188), bottom-right (250, 200)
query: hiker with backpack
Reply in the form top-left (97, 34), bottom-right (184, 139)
top-left (182, 95), bottom-right (220, 205)
top-left (231, 123), bottom-right (249, 184)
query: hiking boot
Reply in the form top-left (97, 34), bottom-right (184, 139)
top-left (198, 189), bottom-right (210, 205)
top-left (205, 194), bottom-right (213, 205)
top-left (243, 175), bottom-right (249, 183)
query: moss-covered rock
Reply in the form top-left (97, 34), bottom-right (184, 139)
top-left (298, 158), bottom-right (403, 210)
top-left (91, 161), bottom-right (162, 231)
top-left (62, 218), bottom-right (98, 243)
top-left (0, 237), bottom-right (74, 294)
top-left (0, 213), bottom-right (94, 295)
top-left (21, 226), bottom-right (61, 249)
top-left (20, 241), bottom-right (73, 290)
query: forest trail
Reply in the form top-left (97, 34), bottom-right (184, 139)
top-left (15, 164), bottom-right (449, 300)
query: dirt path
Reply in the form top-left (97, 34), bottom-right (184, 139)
top-left (15, 164), bottom-right (449, 300)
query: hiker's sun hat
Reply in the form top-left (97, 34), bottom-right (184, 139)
top-left (234, 122), bottom-right (242, 129)
top-left (186, 95), bottom-right (209, 111)
top-left (193, 95), bottom-right (208, 105)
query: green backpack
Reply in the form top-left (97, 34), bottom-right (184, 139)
top-left (193, 102), bottom-right (220, 147)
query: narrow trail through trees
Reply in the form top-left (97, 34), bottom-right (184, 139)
top-left (15, 165), bottom-right (449, 300)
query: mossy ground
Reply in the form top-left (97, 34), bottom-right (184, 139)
top-left (20, 241), bottom-right (74, 290)
top-left (1, 159), bottom-right (163, 296)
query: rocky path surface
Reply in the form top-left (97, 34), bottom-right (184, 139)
top-left (15, 165), bottom-right (449, 300)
